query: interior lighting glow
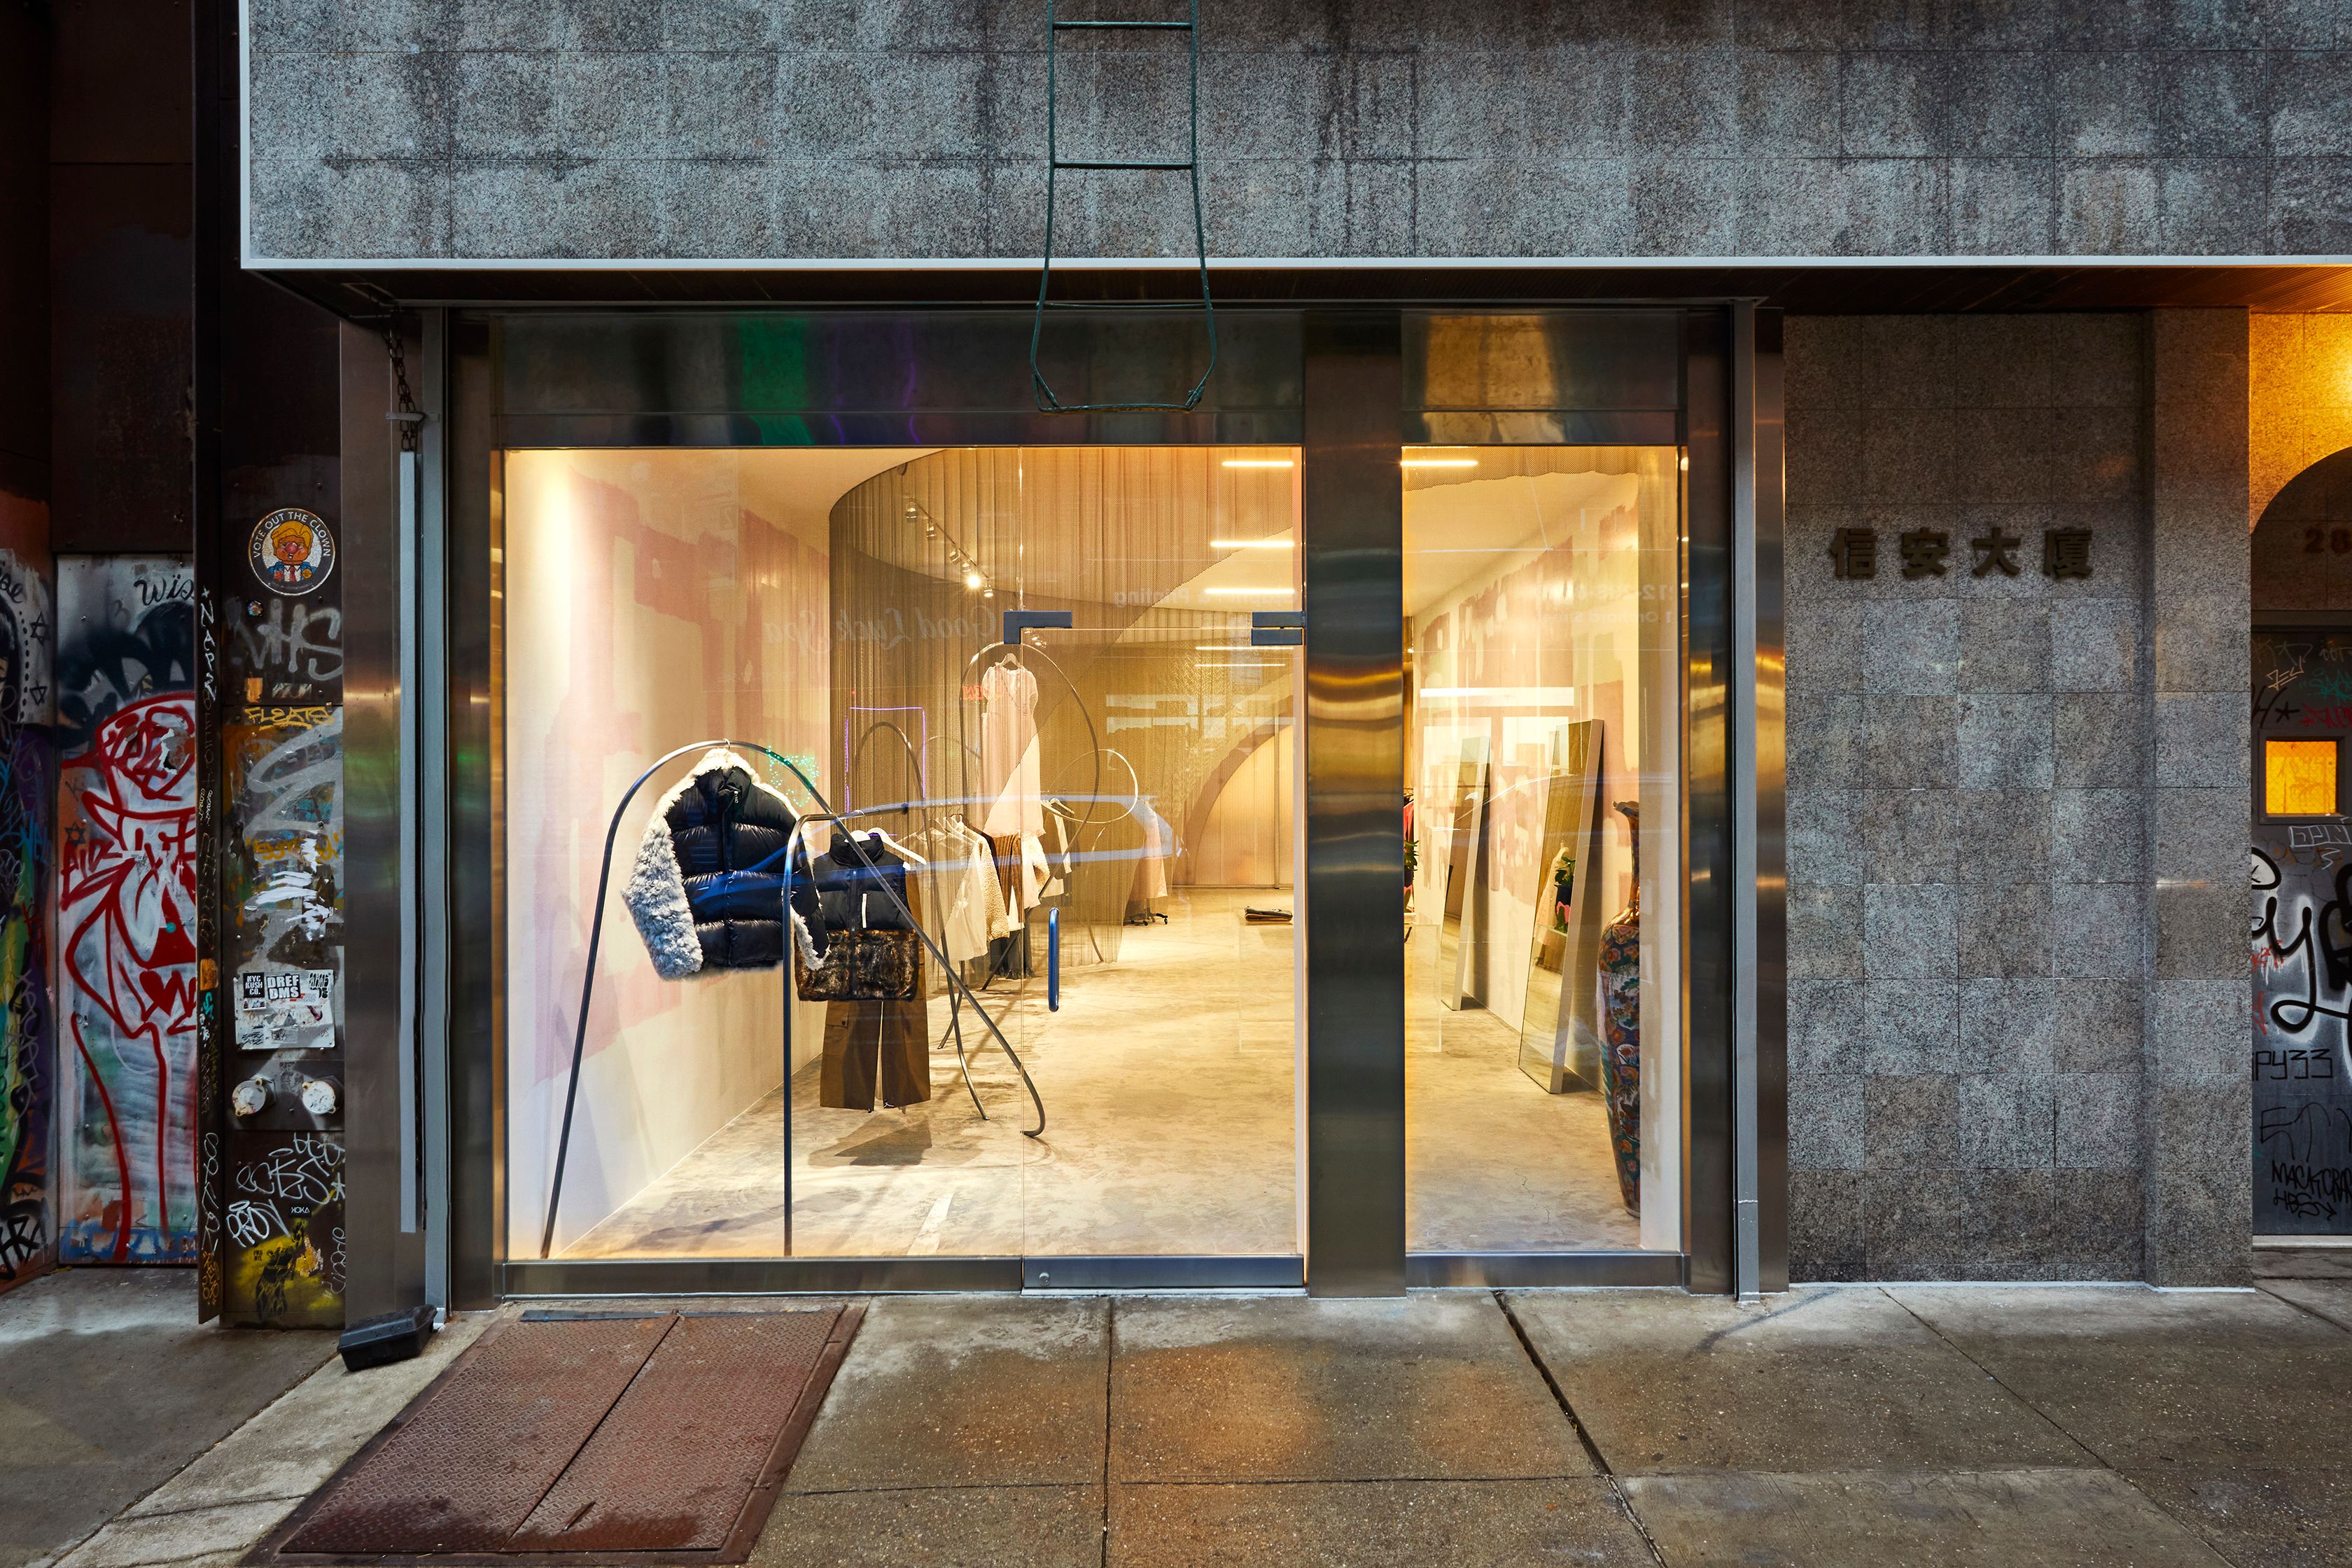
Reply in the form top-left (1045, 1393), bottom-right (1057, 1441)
top-left (1221, 458), bottom-right (1294, 468)
top-left (1203, 587), bottom-right (1296, 596)
top-left (1401, 458), bottom-right (1479, 469)
top-left (1420, 686), bottom-right (1575, 705)
top-left (964, 570), bottom-right (986, 590)
top-left (1194, 644), bottom-right (1262, 651)
top-left (2268, 738), bottom-right (2338, 814)
top-left (1200, 662), bottom-right (1282, 669)
top-left (1210, 539), bottom-right (1294, 549)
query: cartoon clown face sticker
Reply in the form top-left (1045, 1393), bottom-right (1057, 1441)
top-left (248, 507), bottom-right (336, 596)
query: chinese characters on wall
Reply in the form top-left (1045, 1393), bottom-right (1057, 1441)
top-left (1830, 526), bottom-right (2093, 582)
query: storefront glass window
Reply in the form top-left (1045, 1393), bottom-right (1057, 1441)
top-left (503, 446), bottom-right (1303, 1262)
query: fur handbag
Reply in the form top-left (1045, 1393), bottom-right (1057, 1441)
top-left (793, 927), bottom-right (923, 1002)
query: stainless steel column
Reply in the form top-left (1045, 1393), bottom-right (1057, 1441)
top-left (341, 320), bottom-right (427, 1318)
top-left (414, 311), bottom-right (454, 1307)
top-left (1682, 312), bottom-right (1735, 1294)
top-left (1751, 309), bottom-right (1788, 1295)
top-left (1726, 305), bottom-right (1788, 1301)
top-left (445, 318), bottom-right (502, 1309)
top-left (1301, 314), bottom-right (1406, 1296)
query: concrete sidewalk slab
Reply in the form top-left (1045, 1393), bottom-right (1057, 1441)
top-left (782, 1296), bottom-right (1107, 1492)
top-left (1620, 1467), bottom-right (2230, 1567)
top-left (1894, 1285), bottom-right (2352, 1467)
top-left (52, 1306), bottom-right (491, 1568)
top-left (1109, 1295), bottom-right (1589, 1483)
top-left (2122, 1466), bottom-right (2352, 1568)
top-left (2263, 1278), bottom-right (2352, 1334)
top-left (1506, 1286), bottom-right (2087, 1475)
top-left (0, 1270), bottom-right (333, 1568)
top-left (752, 1485), bottom-right (1103, 1567)
top-left (1106, 1478), bottom-right (1653, 1567)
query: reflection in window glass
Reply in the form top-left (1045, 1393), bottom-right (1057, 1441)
top-left (1403, 447), bottom-right (1683, 1254)
top-left (2267, 738), bottom-right (2338, 816)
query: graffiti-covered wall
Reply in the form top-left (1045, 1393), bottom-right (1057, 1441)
top-left (0, 547), bottom-right (55, 1292)
top-left (214, 505), bottom-right (346, 1326)
top-left (55, 557), bottom-right (197, 1263)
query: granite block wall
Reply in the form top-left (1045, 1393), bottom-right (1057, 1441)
top-left (1785, 309), bottom-right (2250, 1284)
top-left (241, 1), bottom-right (2352, 262)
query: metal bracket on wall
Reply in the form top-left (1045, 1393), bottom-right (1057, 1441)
top-left (1003, 609), bottom-right (1073, 645)
top-left (1250, 610), bottom-right (1304, 647)
top-left (1030, 1), bottom-right (1217, 414)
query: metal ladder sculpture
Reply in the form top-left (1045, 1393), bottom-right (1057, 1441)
top-left (1030, 1), bottom-right (1217, 413)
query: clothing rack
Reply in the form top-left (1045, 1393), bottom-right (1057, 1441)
top-left (538, 737), bottom-right (1044, 1261)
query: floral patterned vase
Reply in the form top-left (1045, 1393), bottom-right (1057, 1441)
top-left (1595, 801), bottom-right (1642, 1214)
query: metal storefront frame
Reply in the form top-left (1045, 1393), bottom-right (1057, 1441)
top-left (426, 305), bottom-right (1778, 1306)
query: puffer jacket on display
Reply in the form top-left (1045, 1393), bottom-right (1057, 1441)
top-left (624, 747), bottom-right (801, 978)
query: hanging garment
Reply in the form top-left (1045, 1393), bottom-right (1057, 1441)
top-left (1019, 831), bottom-right (1051, 910)
top-left (624, 748), bottom-right (799, 979)
top-left (820, 997), bottom-right (932, 1111)
top-left (983, 831), bottom-right (1023, 938)
top-left (792, 830), bottom-right (922, 949)
top-left (979, 660), bottom-right (1043, 837)
top-left (1041, 806), bottom-right (1083, 899)
top-left (1132, 801), bottom-right (1175, 902)
top-left (792, 832), bottom-right (927, 1002)
top-left (923, 820), bottom-right (998, 965)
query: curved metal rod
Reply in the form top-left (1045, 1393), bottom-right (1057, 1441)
top-left (541, 738), bottom-right (825, 1261)
top-left (847, 718), bottom-right (984, 1119)
top-left (787, 804), bottom-right (1047, 1140)
top-left (958, 640), bottom-right (1105, 835)
top-left (1089, 745), bottom-right (1144, 820)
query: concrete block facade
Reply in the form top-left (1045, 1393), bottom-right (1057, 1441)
top-left (235, 6), bottom-right (2292, 1289)
top-left (243, 1), bottom-right (2352, 261)
top-left (1784, 310), bottom-right (2250, 1284)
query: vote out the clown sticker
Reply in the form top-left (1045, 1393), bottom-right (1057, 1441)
top-left (249, 507), bottom-right (336, 596)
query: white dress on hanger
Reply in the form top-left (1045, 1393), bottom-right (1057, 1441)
top-left (980, 662), bottom-right (1043, 839)
top-left (928, 820), bottom-right (998, 965)
top-left (1133, 802), bottom-right (1173, 901)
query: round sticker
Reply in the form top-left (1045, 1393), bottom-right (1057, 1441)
top-left (249, 507), bottom-right (336, 596)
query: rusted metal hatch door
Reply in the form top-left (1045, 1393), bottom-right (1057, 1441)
top-left (258, 1306), bottom-right (862, 1564)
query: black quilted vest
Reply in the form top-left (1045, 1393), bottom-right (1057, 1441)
top-left (662, 761), bottom-right (799, 970)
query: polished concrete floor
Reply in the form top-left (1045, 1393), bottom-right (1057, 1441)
top-left (565, 888), bottom-right (1638, 1259)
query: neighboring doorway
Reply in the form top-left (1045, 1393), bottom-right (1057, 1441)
top-left (2250, 448), bottom-right (2352, 1237)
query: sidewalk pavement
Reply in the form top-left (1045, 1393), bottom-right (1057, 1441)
top-left (20, 1273), bottom-right (2352, 1567)
top-left (0, 1269), bottom-right (331, 1568)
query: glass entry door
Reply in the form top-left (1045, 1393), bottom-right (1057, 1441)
top-left (1400, 444), bottom-right (1685, 1257)
top-left (503, 444), bottom-right (1303, 1268)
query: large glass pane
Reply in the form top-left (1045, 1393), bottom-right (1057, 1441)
top-left (1403, 446), bottom-right (1684, 1254)
top-left (503, 446), bottom-right (1302, 1264)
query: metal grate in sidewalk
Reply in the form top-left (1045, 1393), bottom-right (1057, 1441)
top-left (253, 1306), bottom-right (863, 1566)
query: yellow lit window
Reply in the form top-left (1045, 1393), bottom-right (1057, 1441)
top-left (2267, 738), bottom-right (2339, 816)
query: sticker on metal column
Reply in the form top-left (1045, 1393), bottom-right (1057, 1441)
top-left (248, 508), bottom-right (337, 596)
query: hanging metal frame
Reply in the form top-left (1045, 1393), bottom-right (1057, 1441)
top-left (536, 740), bottom-right (1044, 1261)
top-left (1030, 0), bottom-right (1217, 414)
